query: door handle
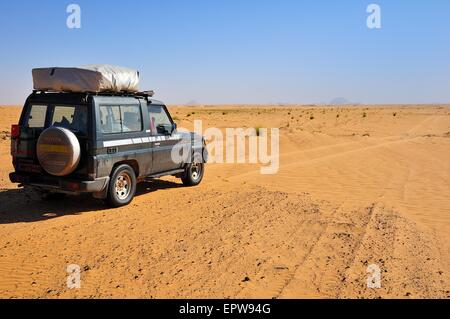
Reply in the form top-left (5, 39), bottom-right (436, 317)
top-left (154, 142), bottom-right (161, 147)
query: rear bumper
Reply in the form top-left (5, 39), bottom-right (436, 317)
top-left (9, 172), bottom-right (109, 194)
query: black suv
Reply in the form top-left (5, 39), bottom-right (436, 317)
top-left (9, 91), bottom-right (207, 207)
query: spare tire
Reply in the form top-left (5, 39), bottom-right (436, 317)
top-left (37, 127), bottom-right (81, 176)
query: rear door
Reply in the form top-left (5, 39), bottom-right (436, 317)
top-left (15, 100), bottom-right (90, 176)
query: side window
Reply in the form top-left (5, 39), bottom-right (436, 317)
top-left (148, 105), bottom-right (172, 135)
top-left (99, 105), bottom-right (121, 134)
top-left (99, 105), bottom-right (142, 134)
top-left (121, 105), bottom-right (142, 132)
top-left (26, 105), bottom-right (47, 128)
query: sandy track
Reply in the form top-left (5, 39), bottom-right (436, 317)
top-left (0, 186), bottom-right (446, 298)
top-left (0, 105), bottom-right (449, 298)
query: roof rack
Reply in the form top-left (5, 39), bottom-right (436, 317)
top-left (32, 90), bottom-right (155, 98)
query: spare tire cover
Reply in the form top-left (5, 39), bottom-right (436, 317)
top-left (37, 127), bottom-right (81, 176)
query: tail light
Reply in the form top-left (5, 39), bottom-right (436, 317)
top-left (11, 124), bottom-right (20, 138)
top-left (10, 124), bottom-right (20, 158)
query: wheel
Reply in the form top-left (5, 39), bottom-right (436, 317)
top-left (181, 154), bottom-right (205, 186)
top-left (107, 164), bottom-right (137, 207)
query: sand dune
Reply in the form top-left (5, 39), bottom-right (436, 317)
top-left (0, 105), bottom-right (448, 298)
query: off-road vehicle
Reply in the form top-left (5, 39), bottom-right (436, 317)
top-left (9, 90), bottom-right (207, 207)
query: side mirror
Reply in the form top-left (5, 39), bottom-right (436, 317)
top-left (172, 122), bottom-right (177, 133)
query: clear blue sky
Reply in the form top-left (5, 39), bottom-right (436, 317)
top-left (0, 0), bottom-right (449, 105)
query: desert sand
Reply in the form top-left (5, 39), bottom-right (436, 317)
top-left (0, 104), bottom-right (449, 298)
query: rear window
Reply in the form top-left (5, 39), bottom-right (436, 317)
top-left (24, 104), bottom-right (88, 134)
top-left (51, 105), bottom-right (87, 134)
top-left (26, 105), bottom-right (47, 128)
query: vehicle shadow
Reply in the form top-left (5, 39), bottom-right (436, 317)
top-left (136, 179), bottom-right (183, 196)
top-left (0, 179), bottom-right (183, 225)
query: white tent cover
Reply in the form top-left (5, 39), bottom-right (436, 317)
top-left (32, 64), bottom-right (140, 93)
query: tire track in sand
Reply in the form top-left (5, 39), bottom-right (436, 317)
top-left (228, 135), bottom-right (419, 182)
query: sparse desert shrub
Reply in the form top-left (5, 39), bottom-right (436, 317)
top-left (222, 112), bottom-right (227, 115)
top-left (1, 131), bottom-right (11, 140)
top-left (310, 115), bottom-right (314, 120)
top-left (255, 127), bottom-right (262, 136)
top-left (336, 114), bottom-right (340, 118)
top-left (393, 112), bottom-right (397, 117)
top-left (362, 112), bottom-right (367, 118)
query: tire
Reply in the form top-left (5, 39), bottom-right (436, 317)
top-left (181, 153), bottom-right (205, 186)
top-left (106, 164), bottom-right (137, 207)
